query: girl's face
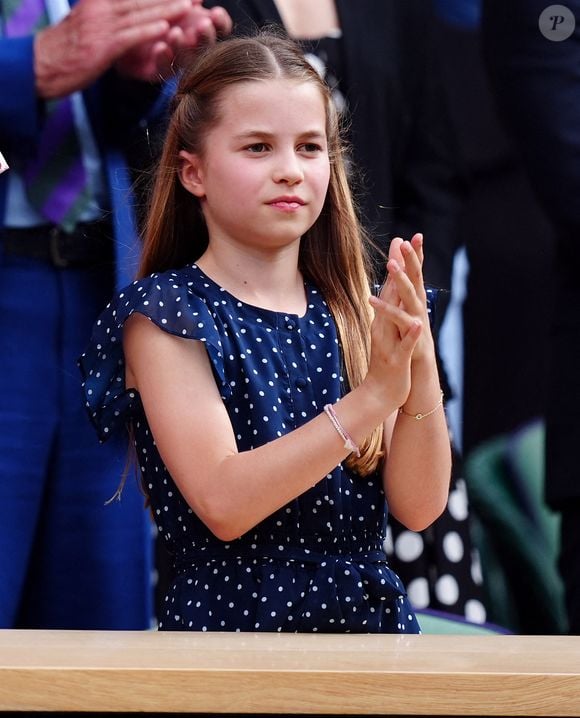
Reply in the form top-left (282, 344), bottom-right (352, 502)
top-left (179, 78), bottom-right (331, 254)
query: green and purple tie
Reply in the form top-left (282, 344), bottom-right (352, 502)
top-left (2, 0), bottom-right (90, 232)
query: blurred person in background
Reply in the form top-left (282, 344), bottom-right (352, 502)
top-left (482, 0), bottom-right (580, 634)
top-left (0, 0), bottom-right (231, 629)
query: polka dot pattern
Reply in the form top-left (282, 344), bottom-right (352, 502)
top-left (80, 265), bottom-right (420, 634)
top-left (394, 530), bottom-right (424, 563)
top-left (385, 458), bottom-right (487, 624)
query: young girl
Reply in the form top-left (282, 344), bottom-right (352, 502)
top-left (80, 32), bottom-right (451, 633)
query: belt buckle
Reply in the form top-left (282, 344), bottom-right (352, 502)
top-left (49, 226), bottom-right (70, 268)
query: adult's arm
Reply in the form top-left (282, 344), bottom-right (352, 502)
top-left (0, 37), bottom-right (41, 146)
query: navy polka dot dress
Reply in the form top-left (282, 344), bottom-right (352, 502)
top-left (79, 264), bottom-right (420, 634)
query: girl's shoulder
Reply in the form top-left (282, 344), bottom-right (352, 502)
top-left (79, 265), bottom-right (229, 442)
top-left (117, 263), bottom-right (216, 307)
top-left (89, 264), bottom-right (227, 359)
top-left (103, 264), bottom-right (227, 336)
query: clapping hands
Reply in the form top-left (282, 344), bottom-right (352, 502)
top-left (380, 234), bottom-right (434, 362)
top-left (367, 234), bottom-right (434, 408)
top-left (35, 0), bottom-right (233, 98)
top-left (116, 1), bottom-right (233, 81)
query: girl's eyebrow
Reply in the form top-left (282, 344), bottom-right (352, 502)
top-left (233, 130), bottom-right (326, 141)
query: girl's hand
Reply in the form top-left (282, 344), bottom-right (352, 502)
top-left (399, 233), bottom-right (435, 362)
top-left (367, 259), bottom-right (423, 409)
top-left (383, 233), bottom-right (434, 364)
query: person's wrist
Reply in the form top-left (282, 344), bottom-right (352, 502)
top-left (411, 334), bottom-right (436, 364)
top-left (399, 389), bottom-right (444, 421)
top-left (357, 374), bottom-right (406, 421)
top-left (34, 28), bottom-right (58, 99)
top-left (34, 24), bottom-right (88, 99)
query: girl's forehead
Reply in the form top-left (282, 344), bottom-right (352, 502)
top-left (213, 79), bottom-right (328, 137)
top-left (218, 78), bottom-right (326, 115)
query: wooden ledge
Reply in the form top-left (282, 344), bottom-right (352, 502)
top-left (0, 631), bottom-right (579, 715)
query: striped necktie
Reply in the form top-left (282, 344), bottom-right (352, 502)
top-left (2, 0), bottom-right (90, 232)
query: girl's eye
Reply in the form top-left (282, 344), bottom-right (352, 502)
top-left (246, 143), bottom-right (269, 153)
top-left (299, 143), bottom-right (323, 153)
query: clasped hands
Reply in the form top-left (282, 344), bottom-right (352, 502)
top-left (367, 234), bottom-right (435, 408)
top-left (115, 0), bottom-right (233, 82)
top-left (35, 0), bottom-right (232, 99)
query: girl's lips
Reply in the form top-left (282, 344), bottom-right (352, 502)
top-left (269, 200), bottom-right (303, 210)
top-left (268, 197), bottom-right (306, 211)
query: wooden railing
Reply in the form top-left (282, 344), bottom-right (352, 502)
top-left (1, 630), bottom-right (579, 716)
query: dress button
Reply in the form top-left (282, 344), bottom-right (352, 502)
top-left (286, 321), bottom-right (295, 331)
top-left (295, 377), bottom-right (308, 389)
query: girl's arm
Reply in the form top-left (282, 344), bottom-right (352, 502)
top-left (380, 236), bottom-right (452, 531)
top-left (382, 353), bottom-right (451, 531)
top-left (124, 283), bottom-right (421, 542)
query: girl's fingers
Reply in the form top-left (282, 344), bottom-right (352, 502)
top-left (369, 295), bottom-right (400, 344)
top-left (378, 271), bottom-right (399, 306)
top-left (400, 240), bottom-right (423, 286)
top-left (394, 245), bottom-right (427, 306)
top-left (386, 258), bottom-right (423, 313)
top-left (388, 237), bottom-right (406, 270)
top-left (381, 234), bottom-right (424, 305)
top-left (400, 317), bottom-right (423, 355)
top-left (410, 233), bottom-right (424, 267)
top-left (369, 293), bottom-right (421, 339)
top-left (377, 238), bottom-right (405, 306)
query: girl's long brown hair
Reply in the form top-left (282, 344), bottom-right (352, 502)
top-left (139, 31), bottom-right (384, 475)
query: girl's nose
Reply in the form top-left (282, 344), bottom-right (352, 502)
top-left (272, 152), bottom-right (304, 185)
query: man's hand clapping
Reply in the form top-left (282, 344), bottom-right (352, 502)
top-left (34, 0), bottom-right (232, 98)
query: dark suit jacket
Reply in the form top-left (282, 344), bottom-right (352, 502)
top-left (482, 0), bottom-right (580, 252)
top-left (0, 4), bottom-right (162, 287)
top-left (482, 0), bottom-right (580, 505)
top-left (206, 0), bottom-right (464, 290)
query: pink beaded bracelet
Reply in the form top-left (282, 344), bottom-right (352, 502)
top-left (323, 403), bottom-right (361, 457)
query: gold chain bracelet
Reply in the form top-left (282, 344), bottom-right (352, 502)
top-left (399, 390), bottom-right (444, 421)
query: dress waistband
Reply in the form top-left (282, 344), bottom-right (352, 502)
top-left (173, 544), bottom-right (388, 574)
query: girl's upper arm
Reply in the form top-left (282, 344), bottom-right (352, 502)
top-left (123, 312), bottom-right (238, 516)
top-left (381, 410), bottom-right (397, 495)
top-left (382, 411), bottom-right (397, 457)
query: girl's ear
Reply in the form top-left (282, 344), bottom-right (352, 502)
top-left (178, 150), bottom-right (206, 198)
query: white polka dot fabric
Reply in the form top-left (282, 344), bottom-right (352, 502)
top-left (79, 265), bottom-right (420, 634)
top-left (385, 475), bottom-right (487, 622)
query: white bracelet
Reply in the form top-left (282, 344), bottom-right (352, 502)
top-left (323, 403), bottom-right (361, 457)
top-left (399, 390), bottom-right (444, 421)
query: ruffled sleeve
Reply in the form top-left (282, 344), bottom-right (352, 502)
top-left (78, 270), bottom-right (229, 442)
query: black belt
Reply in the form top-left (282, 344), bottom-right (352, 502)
top-left (2, 220), bottom-right (114, 268)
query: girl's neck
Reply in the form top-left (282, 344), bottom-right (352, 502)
top-left (197, 246), bottom-right (307, 317)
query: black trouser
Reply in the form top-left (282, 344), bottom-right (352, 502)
top-left (545, 250), bottom-right (580, 635)
top-left (558, 503), bottom-right (580, 635)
